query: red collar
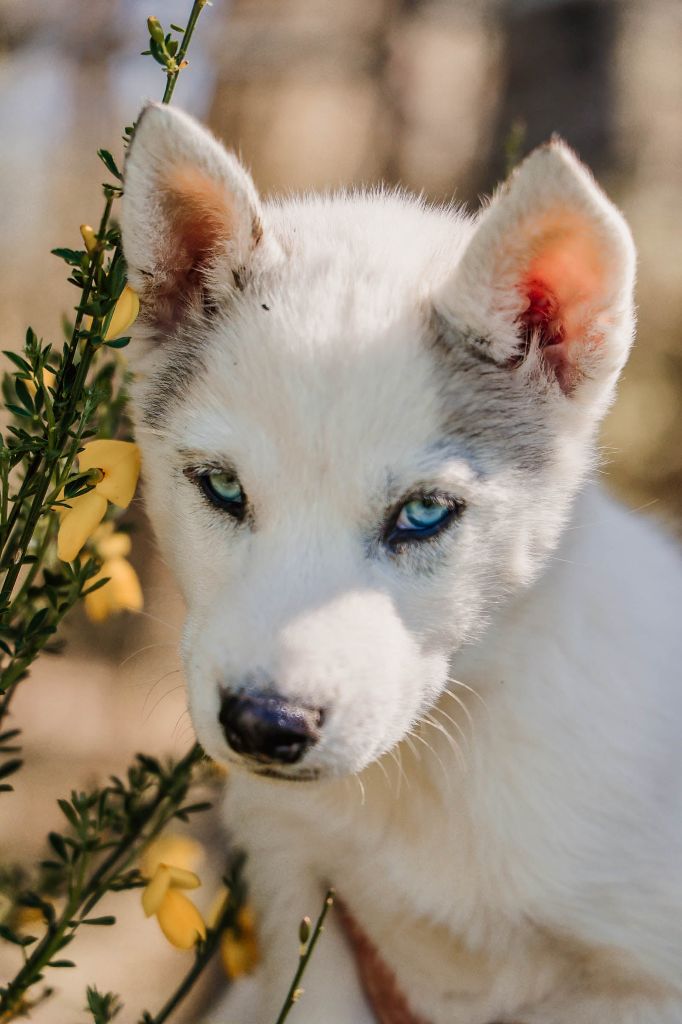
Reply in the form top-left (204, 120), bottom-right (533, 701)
top-left (336, 899), bottom-right (431, 1024)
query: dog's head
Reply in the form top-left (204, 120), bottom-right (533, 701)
top-left (121, 105), bottom-right (635, 781)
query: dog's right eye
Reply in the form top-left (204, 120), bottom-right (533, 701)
top-left (195, 470), bottom-right (246, 519)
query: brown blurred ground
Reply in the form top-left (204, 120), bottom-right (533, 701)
top-left (0, 0), bottom-right (680, 1019)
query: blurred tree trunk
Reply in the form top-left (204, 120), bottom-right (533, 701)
top-left (480, 0), bottom-right (621, 192)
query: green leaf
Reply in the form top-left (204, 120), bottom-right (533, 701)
top-left (6, 403), bottom-right (34, 420)
top-left (105, 336), bottom-right (131, 350)
top-left (0, 924), bottom-right (37, 947)
top-left (97, 149), bottom-right (123, 182)
top-left (80, 915), bottom-right (116, 926)
top-left (51, 247), bottom-right (87, 266)
top-left (3, 350), bottom-right (32, 374)
top-left (176, 800), bottom-right (212, 817)
top-left (0, 758), bottom-right (23, 780)
top-left (57, 798), bottom-right (79, 829)
top-left (48, 831), bottom-right (68, 861)
top-left (47, 959), bottom-right (75, 968)
top-left (86, 987), bottom-right (123, 1024)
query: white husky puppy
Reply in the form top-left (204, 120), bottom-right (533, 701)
top-left (121, 104), bottom-right (682, 1023)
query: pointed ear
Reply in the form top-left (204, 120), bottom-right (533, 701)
top-left (435, 140), bottom-right (636, 400)
top-left (121, 103), bottom-right (269, 332)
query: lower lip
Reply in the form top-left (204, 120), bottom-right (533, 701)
top-left (251, 765), bottom-right (321, 783)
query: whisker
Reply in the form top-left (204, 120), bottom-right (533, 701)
top-left (445, 676), bottom-right (489, 713)
top-left (143, 682), bottom-right (186, 724)
top-left (171, 708), bottom-right (191, 741)
top-left (402, 732), bottom-right (422, 763)
top-left (132, 608), bottom-right (181, 633)
top-left (386, 745), bottom-right (410, 795)
top-left (176, 724), bottom-right (197, 747)
top-left (433, 701), bottom-right (471, 749)
top-left (409, 728), bottom-right (450, 789)
top-left (118, 641), bottom-right (177, 671)
top-left (374, 754), bottom-right (393, 795)
top-left (441, 687), bottom-right (476, 733)
top-left (142, 668), bottom-right (182, 717)
top-left (423, 712), bottom-right (466, 772)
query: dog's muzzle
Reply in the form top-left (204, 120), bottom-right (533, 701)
top-left (218, 689), bottom-right (324, 766)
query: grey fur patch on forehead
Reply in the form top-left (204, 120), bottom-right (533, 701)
top-left (427, 312), bottom-right (554, 475)
top-left (140, 323), bottom-right (209, 427)
top-left (140, 344), bottom-right (204, 428)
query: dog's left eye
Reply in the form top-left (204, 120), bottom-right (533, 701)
top-left (386, 495), bottom-right (460, 547)
top-left (196, 471), bottom-right (246, 518)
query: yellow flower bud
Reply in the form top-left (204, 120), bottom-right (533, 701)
top-left (80, 224), bottom-right (98, 254)
top-left (147, 16), bottom-right (166, 44)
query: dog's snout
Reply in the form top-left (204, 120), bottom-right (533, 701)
top-left (219, 691), bottom-right (324, 765)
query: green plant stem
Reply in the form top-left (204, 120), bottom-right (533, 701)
top-left (161, 0), bottom-right (210, 104)
top-left (274, 890), bottom-right (335, 1024)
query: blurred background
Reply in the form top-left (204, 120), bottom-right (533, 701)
top-left (0, 0), bottom-right (680, 1018)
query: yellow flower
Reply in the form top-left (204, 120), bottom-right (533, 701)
top-left (142, 858), bottom-right (206, 951)
top-left (83, 524), bottom-right (143, 623)
top-left (141, 834), bottom-right (204, 877)
top-left (57, 440), bottom-right (140, 562)
top-left (104, 285), bottom-right (139, 341)
top-left (208, 888), bottom-right (259, 979)
top-left (220, 905), bottom-right (260, 978)
top-left (156, 888), bottom-right (206, 950)
top-left (83, 284), bottom-right (139, 342)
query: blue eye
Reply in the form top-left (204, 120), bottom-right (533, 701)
top-left (198, 471), bottom-right (246, 518)
top-left (386, 495), bottom-right (460, 548)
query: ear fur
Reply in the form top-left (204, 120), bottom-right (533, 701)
top-left (435, 140), bottom-right (636, 400)
top-left (121, 103), bottom-right (268, 331)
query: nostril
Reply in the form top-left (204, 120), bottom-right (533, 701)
top-left (218, 690), bottom-right (324, 765)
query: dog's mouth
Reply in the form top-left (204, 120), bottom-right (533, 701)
top-left (222, 753), bottom-right (322, 783)
top-left (250, 764), bottom-right (322, 783)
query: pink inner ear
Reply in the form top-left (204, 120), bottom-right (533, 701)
top-left (162, 165), bottom-right (235, 277)
top-left (517, 220), bottom-right (607, 392)
top-left (140, 165), bottom-right (237, 328)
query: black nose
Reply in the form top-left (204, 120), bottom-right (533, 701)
top-left (219, 691), bottom-right (324, 765)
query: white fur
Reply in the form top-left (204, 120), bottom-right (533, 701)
top-left (121, 105), bottom-right (682, 1023)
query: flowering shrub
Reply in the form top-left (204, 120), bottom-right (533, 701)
top-left (0, 2), bottom-right (333, 1019)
